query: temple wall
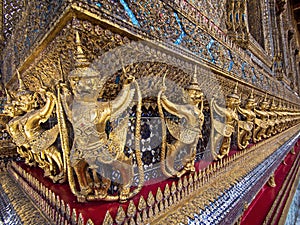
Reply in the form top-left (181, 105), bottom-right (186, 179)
top-left (0, 1), bottom-right (300, 224)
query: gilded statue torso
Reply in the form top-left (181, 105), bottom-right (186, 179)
top-left (72, 101), bottom-right (109, 151)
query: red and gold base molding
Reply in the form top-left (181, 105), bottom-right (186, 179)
top-left (1, 127), bottom-right (300, 225)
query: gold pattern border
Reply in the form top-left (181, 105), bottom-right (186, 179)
top-left (5, 125), bottom-right (300, 225)
top-left (151, 125), bottom-right (300, 224)
top-left (0, 171), bottom-right (51, 225)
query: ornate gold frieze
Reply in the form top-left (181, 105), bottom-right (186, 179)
top-left (1, 1), bottom-right (298, 103)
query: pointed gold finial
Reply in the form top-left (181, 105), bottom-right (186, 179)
top-left (234, 82), bottom-right (238, 94)
top-left (192, 65), bottom-right (197, 83)
top-left (248, 89), bottom-right (255, 102)
top-left (264, 92), bottom-right (268, 101)
top-left (278, 99), bottom-right (282, 109)
top-left (186, 65), bottom-right (202, 91)
top-left (261, 92), bottom-right (269, 105)
top-left (16, 69), bottom-right (33, 97)
top-left (69, 30), bottom-right (99, 79)
top-left (227, 82), bottom-right (239, 99)
top-left (17, 69), bottom-right (26, 91)
top-left (75, 30), bottom-right (90, 69)
top-left (4, 87), bottom-right (12, 103)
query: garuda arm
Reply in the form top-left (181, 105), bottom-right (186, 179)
top-left (110, 81), bottom-right (136, 121)
top-left (38, 90), bottom-right (57, 123)
top-left (59, 85), bottom-right (73, 120)
top-left (160, 92), bottom-right (185, 119)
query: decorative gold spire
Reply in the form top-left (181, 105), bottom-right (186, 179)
top-left (16, 69), bottom-right (32, 96)
top-left (75, 30), bottom-right (90, 69)
top-left (17, 69), bottom-right (26, 91)
top-left (233, 82), bottom-right (238, 94)
top-left (261, 92), bottom-right (269, 105)
top-left (186, 65), bottom-right (202, 92)
top-left (264, 92), bottom-right (268, 101)
top-left (247, 89), bottom-right (255, 102)
top-left (69, 30), bottom-right (98, 78)
top-left (4, 87), bottom-right (12, 103)
top-left (271, 97), bottom-right (277, 108)
top-left (227, 82), bottom-right (239, 99)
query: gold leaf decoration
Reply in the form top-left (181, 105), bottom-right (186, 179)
top-left (115, 206), bottom-right (126, 224)
top-left (103, 211), bottom-right (113, 225)
top-left (127, 200), bottom-right (137, 218)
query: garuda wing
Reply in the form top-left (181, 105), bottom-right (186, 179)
top-left (166, 119), bottom-right (198, 144)
top-left (30, 125), bottom-right (59, 153)
top-left (209, 98), bottom-right (227, 159)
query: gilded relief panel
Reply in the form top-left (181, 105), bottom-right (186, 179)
top-left (1, 0), bottom-right (297, 103)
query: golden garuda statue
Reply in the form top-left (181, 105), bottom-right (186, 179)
top-left (210, 83), bottom-right (240, 160)
top-left (253, 93), bottom-right (269, 143)
top-left (4, 85), bottom-right (35, 165)
top-left (57, 30), bottom-right (144, 202)
top-left (5, 71), bottom-right (65, 183)
top-left (237, 89), bottom-right (256, 149)
top-left (275, 100), bottom-right (285, 133)
top-left (158, 67), bottom-right (204, 178)
top-left (265, 97), bottom-right (278, 137)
